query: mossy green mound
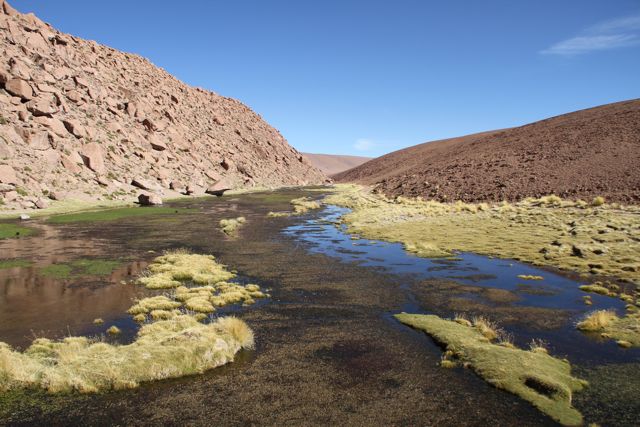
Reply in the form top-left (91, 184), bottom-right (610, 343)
top-left (0, 223), bottom-right (35, 240)
top-left (0, 259), bottom-right (32, 270)
top-left (136, 251), bottom-right (236, 289)
top-left (325, 185), bottom-right (640, 289)
top-left (47, 207), bottom-right (193, 224)
top-left (395, 313), bottom-right (586, 426)
top-left (0, 315), bottom-right (253, 393)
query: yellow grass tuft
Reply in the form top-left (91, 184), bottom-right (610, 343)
top-left (106, 326), bottom-right (121, 335)
top-left (219, 217), bottom-right (246, 235)
top-left (576, 310), bottom-right (618, 332)
top-left (0, 315), bottom-right (253, 393)
top-left (137, 251), bottom-right (235, 289)
top-left (517, 275), bottom-right (544, 281)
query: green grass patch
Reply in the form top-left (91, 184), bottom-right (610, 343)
top-left (0, 259), bottom-right (33, 270)
top-left (39, 259), bottom-right (121, 279)
top-left (47, 207), bottom-right (194, 224)
top-left (39, 264), bottom-right (73, 279)
top-left (0, 223), bottom-right (36, 240)
top-left (395, 313), bottom-right (586, 426)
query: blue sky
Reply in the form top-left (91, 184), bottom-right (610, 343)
top-left (14, 1), bottom-right (640, 157)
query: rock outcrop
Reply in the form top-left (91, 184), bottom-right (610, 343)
top-left (0, 1), bottom-right (326, 210)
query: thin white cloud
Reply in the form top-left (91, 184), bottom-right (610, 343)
top-left (541, 13), bottom-right (640, 56)
top-left (354, 138), bottom-right (375, 151)
top-left (541, 34), bottom-right (639, 55)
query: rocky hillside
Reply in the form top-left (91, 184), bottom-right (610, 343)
top-left (0, 1), bottom-right (326, 210)
top-left (302, 153), bottom-right (371, 176)
top-left (336, 99), bottom-right (640, 204)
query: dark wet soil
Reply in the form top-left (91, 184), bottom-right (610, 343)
top-left (0, 189), bottom-right (637, 426)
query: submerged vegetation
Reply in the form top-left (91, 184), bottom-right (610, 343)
top-left (0, 259), bottom-right (32, 270)
top-left (0, 223), bottom-right (35, 240)
top-left (38, 259), bottom-right (121, 279)
top-left (47, 206), bottom-right (193, 224)
top-left (219, 216), bottom-right (246, 235)
top-left (577, 310), bottom-right (640, 347)
top-left (396, 313), bottom-right (586, 426)
top-left (325, 185), bottom-right (640, 290)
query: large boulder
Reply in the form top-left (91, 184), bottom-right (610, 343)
top-left (0, 164), bottom-right (18, 184)
top-left (205, 178), bottom-right (232, 197)
top-left (79, 142), bottom-right (105, 174)
top-left (26, 94), bottom-right (58, 117)
top-left (138, 193), bottom-right (162, 206)
top-left (4, 78), bottom-right (33, 100)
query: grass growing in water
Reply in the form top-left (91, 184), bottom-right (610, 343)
top-left (0, 250), bottom-right (261, 394)
top-left (0, 223), bottom-right (35, 240)
top-left (325, 185), bottom-right (640, 289)
top-left (0, 259), bottom-right (32, 270)
top-left (517, 275), bottom-right (544, 281)
top-left (219, 217), bottom-right (246, 235)
top-left (38, 259), bottom-right (121, 279)
top-left (136, 251), bottom-right (235, 289)
top-left (396, 313), bottom-right (586, 426)
top-left (576, 310), bottom-right (640, 347)
top-left (0, 315), bottom-right (253, 393)
top-left (267, 196), bottom-right (321, 217)
top-left (47, 207), bottom-right (193, 224)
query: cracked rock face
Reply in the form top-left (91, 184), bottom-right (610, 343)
top-left (0, 0), bottom-right (326, 210)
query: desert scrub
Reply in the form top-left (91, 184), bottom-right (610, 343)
top-left (219, 216), bottom-right (246, 235)
top-left (0, 223), bottom-right (36, 240)
top-left (395, 313), bottom-right (586, 425)
top-left (136, 250), bottom-right (235, 289)
top-left (0, 315), bottom-right (253, 393)
top-left (576, 310), bottom-right (640, 347)
top-left (324, 185), bottom-right (640, 289)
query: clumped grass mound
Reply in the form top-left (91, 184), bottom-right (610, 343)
top-left (395, 313), bottom-right (586, 426)
top-left (325, 185), bottom-right (640, 289)
top-left (291, 197), bottom-right (321, 214)
top-left (137, 251), bottom-right (235, 289)
top-left (267, 196), bottom-right (321, 217)
top-left (0, 315), bottom-right (253, 393)
top-left (577, 310), bottom-right (640, 347)
top-left (219, 217), bottom-right (246, 235)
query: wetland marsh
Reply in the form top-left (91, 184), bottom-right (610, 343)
top-left (0, 187), bottom-right (638, 425)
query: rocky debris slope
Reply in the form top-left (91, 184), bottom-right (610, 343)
top-left (0, 1), bottom-right (326, 210)
top-left (336, 99), bottom-right (640, 204)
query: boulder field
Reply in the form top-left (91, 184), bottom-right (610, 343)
top-left (0, 0), bottom-right (327, 210)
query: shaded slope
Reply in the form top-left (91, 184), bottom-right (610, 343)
top-left (336, 99), bottom-right (640, 203)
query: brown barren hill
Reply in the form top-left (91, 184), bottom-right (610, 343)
top-left (335, 99), bottom-right (640, 204)
top-left (302, 153), bottom-right (372, 176)
top-left (0, 1), bottom-right (326, 210)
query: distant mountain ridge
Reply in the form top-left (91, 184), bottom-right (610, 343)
top-left (302, 152), bottom-right (371, 176)
top-left (0, 0), bottom-right (326, 210)
top-left (335, 99), bottom-right (640, 203)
